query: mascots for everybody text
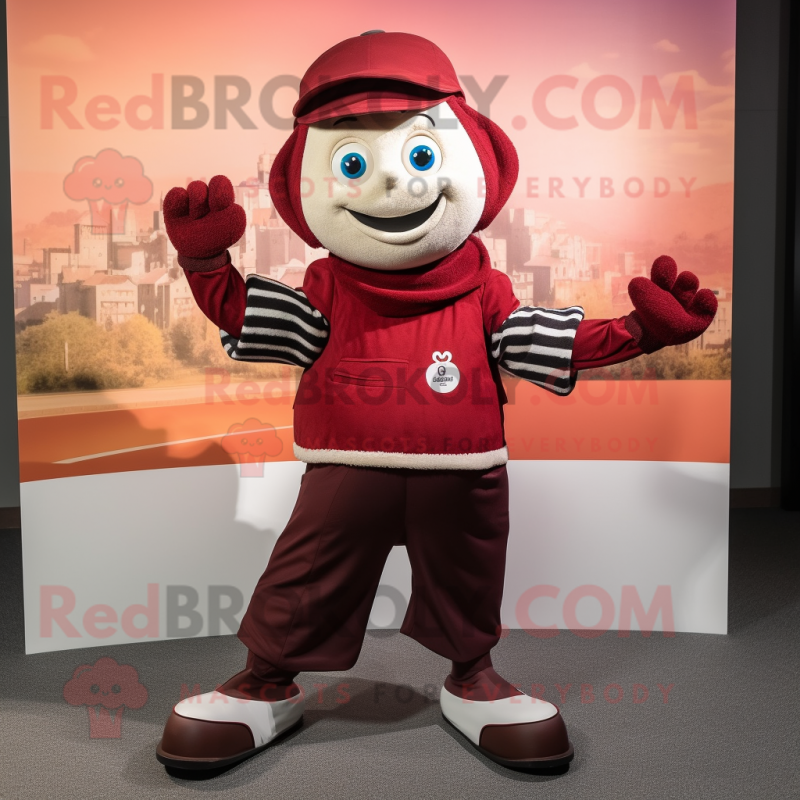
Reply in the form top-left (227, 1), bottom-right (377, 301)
top-left (155, 32), bottom-right (717, 773)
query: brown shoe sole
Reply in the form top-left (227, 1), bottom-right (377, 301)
top-left (156, 716), bottom-right (303, 772)
top-left (442, 713), bottom-right (574, 771)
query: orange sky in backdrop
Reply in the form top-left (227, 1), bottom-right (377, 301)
top-left (7, 0), bottom-right (736, 263)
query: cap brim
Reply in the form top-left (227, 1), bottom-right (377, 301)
top-left (294, 79), bottom-right (460, 126)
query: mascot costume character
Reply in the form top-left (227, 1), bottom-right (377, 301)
top-left (155, 31), bottom-right (717, 773)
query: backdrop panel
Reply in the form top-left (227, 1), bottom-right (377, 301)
top-left (7, 0), bottom-right (736, 653)
top-left (22, 460), bottom-right (728, 654)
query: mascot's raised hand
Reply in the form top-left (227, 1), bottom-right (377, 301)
top-left (625, 255), bottom-right (718, 352)
top-left (163, 175), bottom-right (246, 262)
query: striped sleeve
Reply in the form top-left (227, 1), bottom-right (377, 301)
top-left (491, 305), bottom-right (585, 395)
top-left (219, 275), bottom-right (329, 367)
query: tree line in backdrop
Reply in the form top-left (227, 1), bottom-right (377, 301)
top-left (15, 312), bottom-right (285, 393)
top-left (15, 311), bottom-right (731, 394)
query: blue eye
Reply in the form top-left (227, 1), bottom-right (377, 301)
top-left (401, 136), bottom-right (442, 178)
top-left (340, 153), bottom-right (367, 179)
top-left (332, 143), bottom-right (373, 186)
top-left (409, 144), bottom-right (435, 172)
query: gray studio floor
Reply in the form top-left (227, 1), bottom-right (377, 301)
top-left (1, 508), bottom-right (798, 800)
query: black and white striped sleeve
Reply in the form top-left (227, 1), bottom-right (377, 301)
top-left (219, 275), bottom-right (329, 367)
top-left (491, 305), bottom-right (585, 395)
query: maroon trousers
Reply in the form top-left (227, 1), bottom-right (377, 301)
top-left (237, 463), bottom-right (510, 673)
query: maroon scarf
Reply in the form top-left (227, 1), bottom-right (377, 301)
top-left (330, 235), bottom-right (491, 317)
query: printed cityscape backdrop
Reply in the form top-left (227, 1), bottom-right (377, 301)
top-left (7, 0), bottom-right (735, 479)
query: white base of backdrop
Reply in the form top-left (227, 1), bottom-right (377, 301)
top-left (22, 460), bottom-right (729, 654)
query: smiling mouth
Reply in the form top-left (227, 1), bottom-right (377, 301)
top-left (346, 195), bottom-right (443, 233)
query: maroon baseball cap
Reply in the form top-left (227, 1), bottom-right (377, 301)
top-left (293, 31), bottom-right (464, 126)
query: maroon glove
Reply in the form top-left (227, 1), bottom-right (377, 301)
top-left (624, 256), bottom-right (718, 353)
top-left (163, 176), bottom-right (247, 270)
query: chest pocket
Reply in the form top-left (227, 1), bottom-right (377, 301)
top-left (332, 358), bottom-right (408, 388)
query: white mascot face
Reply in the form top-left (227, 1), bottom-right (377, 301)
top-left (300, 101), bottom-right (486, 270)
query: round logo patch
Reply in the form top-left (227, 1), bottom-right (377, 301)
top-left (426, 351), bottom-right (460, 394)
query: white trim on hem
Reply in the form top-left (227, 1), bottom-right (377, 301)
top-left (293, 444), bottom-right (509, 470)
